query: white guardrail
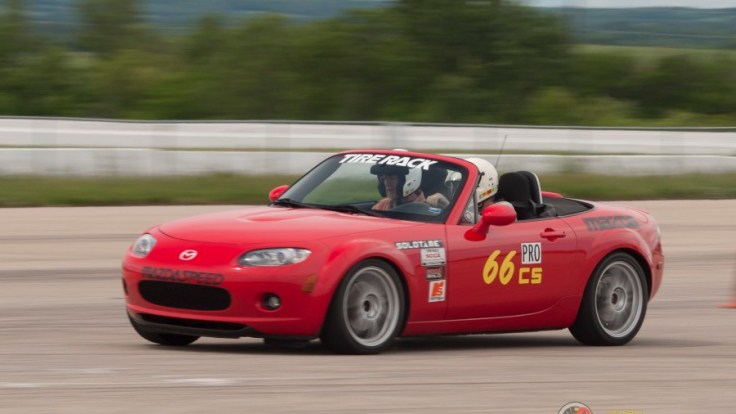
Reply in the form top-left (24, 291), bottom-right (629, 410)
top-left (0, 117), bottom-right (734, 176)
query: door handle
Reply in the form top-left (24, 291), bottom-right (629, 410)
top-left (540, 228), bottom-right (566, 241)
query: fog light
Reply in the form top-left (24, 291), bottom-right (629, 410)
top-left (263, 294), bottom-right (281, 310)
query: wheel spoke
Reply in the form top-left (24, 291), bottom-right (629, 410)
top-left (341, 265), bottom-right (401, 348)
top-left (594, 259), bottom-right (644, 338)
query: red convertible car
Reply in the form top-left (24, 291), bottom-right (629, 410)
top-left (123, 149), bottom-right (664, 354)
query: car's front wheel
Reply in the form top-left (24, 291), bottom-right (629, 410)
top-left (128, 315), bottom-right (199, 346)
top-left (570, 252), bottom-right (649, 346)
top-left (320, 259), bottom-right (405, 354)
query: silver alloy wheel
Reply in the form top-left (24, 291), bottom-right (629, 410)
top-left (341, 265), bottom-right (401, 348)
top-left (594, 260), bottom-right (644, 338)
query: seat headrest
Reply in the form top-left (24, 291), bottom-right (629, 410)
top-left (517, 171), bottom-right (543, 204)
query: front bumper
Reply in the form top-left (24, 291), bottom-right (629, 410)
top-left (128, 310), bottom-right (262, 338)
top-left (122, 238), bottom-right (332, 339)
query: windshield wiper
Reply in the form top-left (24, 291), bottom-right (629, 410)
top-left (271, 198), bottom-right (313, 209)
top-left (318, 204), bottom-right (381, 217)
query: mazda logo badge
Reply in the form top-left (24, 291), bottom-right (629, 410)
top-left (179, 250), bottom-right (198, 261)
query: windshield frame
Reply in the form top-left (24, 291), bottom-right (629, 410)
top-left (276, 150), bottom-right (470, 224)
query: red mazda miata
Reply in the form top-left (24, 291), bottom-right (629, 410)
top-left (123, 149), bottom-right (664, 354)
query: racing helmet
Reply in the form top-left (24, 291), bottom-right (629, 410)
top-left (466, 157), bottom-right (498, 203)
top-left (402, 167), bottom-right (422, 197)
top-left (370, 164), bottom-right (422, 198)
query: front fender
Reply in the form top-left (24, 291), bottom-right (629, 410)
top-left (308, 238), bottom-right (420, 331)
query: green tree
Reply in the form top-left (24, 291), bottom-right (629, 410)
top-left (395, 0), bottom-right (573, 122)
top-left (76, 0), bottom-right (151, 56)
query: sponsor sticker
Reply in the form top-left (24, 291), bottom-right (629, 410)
top-left (425, 266), bottom-right (445, 280)
top-left (421, 247), bottom-right (446, 266)
top-left (429, 280), bottom-right (446, 302)
top-left (339, 153), bottom-right (438, 171)
top-left (521, 242), bottom-right (542, 264)
top-left (395, 240), bottom-right (443, 250)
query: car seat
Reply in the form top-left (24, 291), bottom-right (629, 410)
top-left (496, 172), bottom-right (536, 220)
top-left (496, 171), bottom-right (556, 220)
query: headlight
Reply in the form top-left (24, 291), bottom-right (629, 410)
top-left (131, 234), bottom-right (157, 258)
top-left (239, 248), bottom-right (311, 267)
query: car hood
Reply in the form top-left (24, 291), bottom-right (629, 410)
top-left (158, 206), bottom-right (420, 244)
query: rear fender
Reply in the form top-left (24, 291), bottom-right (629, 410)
top-left (573, 228), bottom-right (654, 297)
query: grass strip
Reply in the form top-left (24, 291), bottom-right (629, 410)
top-left (0, 172), bottom-right (735, 207)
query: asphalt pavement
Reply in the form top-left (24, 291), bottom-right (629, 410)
top-left (1, 201), bottom-right (735, 413)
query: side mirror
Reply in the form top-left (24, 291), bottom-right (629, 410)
top-left (268, 185), bottom-right (289, 202)
top-left (464, 202), bottom-right (517, 241)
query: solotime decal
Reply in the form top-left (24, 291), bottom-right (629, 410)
top-left (339, 153), bottom-right (438, 170)
top-left (142, 266), bottom-right (224, 286)
top-left (395, 240), bottom-right (443, 250)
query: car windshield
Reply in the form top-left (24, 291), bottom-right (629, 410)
top-left (276, 152), bottom-right (468, 224)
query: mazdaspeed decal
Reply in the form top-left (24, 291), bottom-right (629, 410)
top-left (339, 154), bottom-right (438, 171)
top-left (395, 240), bottom-right (443, 250)
top-left (142, 266), bottom-right (224, 286)
top-left (583, 215), bottom-right (639, 231)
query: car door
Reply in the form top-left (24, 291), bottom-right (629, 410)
top-left (445, 216), bottom-right (577, 320)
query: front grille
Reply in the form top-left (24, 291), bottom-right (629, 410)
top-left (139, 281), bottom-right (231, 311)
top-left (140, 313), bottom-right (247, 332)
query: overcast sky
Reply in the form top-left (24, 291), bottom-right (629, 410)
top-left (530, 0), bottom-right (735, 8)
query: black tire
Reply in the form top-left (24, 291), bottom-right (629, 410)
top-left (320, 259), bottom-right (405, 355)
top-left (570, 252), bottom-right (649, 346)
top-left (128, 315), bottom-right (199, 346)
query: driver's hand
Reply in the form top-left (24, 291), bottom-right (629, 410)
top-left (426, 193), bottom-right (449, 209)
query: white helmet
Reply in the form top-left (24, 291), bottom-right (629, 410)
top-left (402, 167), bottom-right (422, 197)
top-left (466, 157), bottom-right (498, 203)
top-left (371, 164), bottom-right (422, 198)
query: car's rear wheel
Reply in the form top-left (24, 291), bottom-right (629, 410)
top-left (570, 252), bottom-right (648, 346)
top-left (320, 259), bottom-right (405, 354)
top-left (128, 315), bottom-right (199, 346)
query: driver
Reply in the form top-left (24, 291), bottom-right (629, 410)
top-left (370, 165), bottom-right (425, 211)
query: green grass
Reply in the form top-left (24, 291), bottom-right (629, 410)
top-left (1, 172), bottom-right (735, 207)
top-left (541, 173), bottom-right (736, 201)
top-left (0, 174), bottom-right (299, 207)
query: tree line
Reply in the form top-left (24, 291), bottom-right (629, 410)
top-left (1, 0), bottom-right (735, 126)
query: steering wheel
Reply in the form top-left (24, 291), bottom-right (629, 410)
top-left (389, 202), bottom-right (440, 215)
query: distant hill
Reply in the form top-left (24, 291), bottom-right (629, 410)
top-left (12, 1), bottom-right (736, 49)
top-left (16, 0), bottom-right (392, 35)
top-left (546, 7), bottom-right (736, 49)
